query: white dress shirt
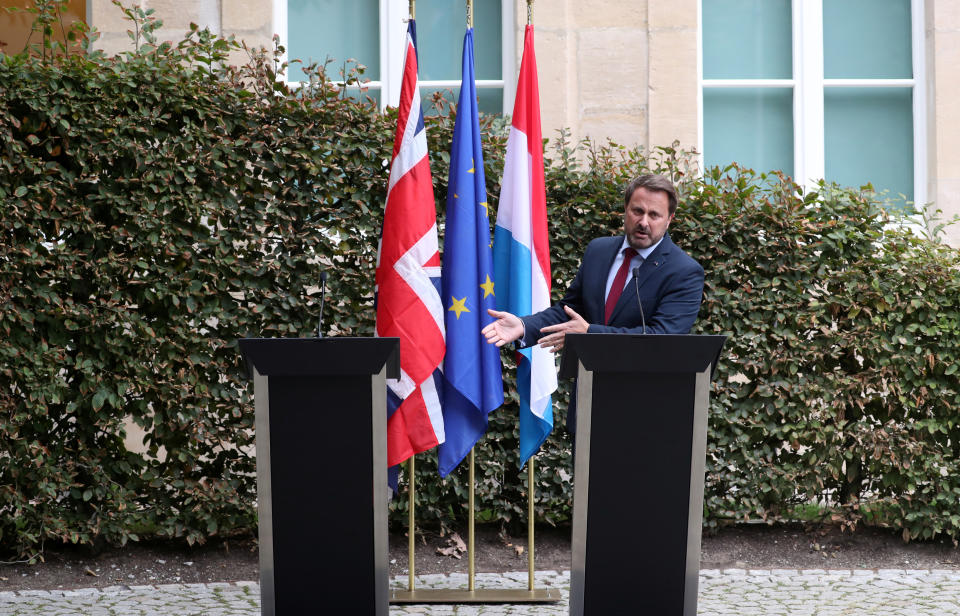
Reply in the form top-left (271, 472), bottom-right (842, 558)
top-left (603, 236), bottom-right (664, 300)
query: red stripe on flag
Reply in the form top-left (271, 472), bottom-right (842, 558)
top-left (512, 26), bottom-right (551, 287)
top-left (386, 388), bottom-right (437, 467)
top-left (392, 40), bottom-right (419, 159)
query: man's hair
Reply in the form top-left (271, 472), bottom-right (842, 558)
top-left (624, 174), bottom-right (679, 214)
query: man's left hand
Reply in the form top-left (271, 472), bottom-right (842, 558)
top-left (536, 305), bottom-right (589, 352)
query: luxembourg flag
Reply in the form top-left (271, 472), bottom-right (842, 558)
top-left (493, 25), bottom-right (557, 467)
top-left (376, 20), bottom-right (446, 469)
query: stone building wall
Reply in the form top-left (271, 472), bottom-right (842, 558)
top-left (927, 0), bottom-right (960, 246)
top-left (525, 0), bottom-right (698, 156)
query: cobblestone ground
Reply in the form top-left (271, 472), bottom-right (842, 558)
top-left (2, 570), bottom-right (959, 615)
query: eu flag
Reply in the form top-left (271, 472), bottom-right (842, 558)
top-left (437, 28), bottom-right (504, 477)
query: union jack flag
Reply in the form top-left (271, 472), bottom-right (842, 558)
top-left (376, 20), bottom-right (446, 467)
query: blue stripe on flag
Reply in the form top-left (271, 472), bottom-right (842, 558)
top-left (516, 352), bottom-right (553, 463)
top-left (492, 226), bottom-right (532, 316)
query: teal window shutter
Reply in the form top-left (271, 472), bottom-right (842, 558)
top-left (702, 0), bottom-right (792, 80)
top-left (704, 88), bottom-right (794, 176)
top-left (702, 0), bottom-right (793, 176)
top-left (287, 0), bottom-right (380, 84)
top-left (825, 87), bottom-right (914, 206)
top-left (824, 0), bottom-right (912, 79)
top-left (823, 0), bottom-right (914, 204)
top-left (417, 0), bottom-right (502, 82)
top-left (702, 0), bottom-right (918, 207)
top-left (416, 0), bottom-right (503, 115)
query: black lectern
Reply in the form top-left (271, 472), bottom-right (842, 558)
top-left (239, 337), bottom-right (399, 616)
top-left (559, 334), bottom-right (725, 616)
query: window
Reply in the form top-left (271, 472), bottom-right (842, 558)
top-left (0, 0), bottom-right (87, 55)
top-left (275, 0), bottom-right (515, 115)
top-left (700, 0), bottom-right (925, 207)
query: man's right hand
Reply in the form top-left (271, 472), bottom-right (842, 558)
top-left (482, 309), bottom-right (524, 347)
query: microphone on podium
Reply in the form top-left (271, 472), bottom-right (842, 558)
top-left (632, 267), bottom-right (647, 335)
top-left (317, 271), bottom-right (328, 338)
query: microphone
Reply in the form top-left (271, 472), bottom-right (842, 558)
top-left (317, 271), bottom-right (328, 338)
top-left (632, 267), bottom-right (647, 335)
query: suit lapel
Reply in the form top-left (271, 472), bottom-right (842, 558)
top-left (592, 237), bottom-right (623, 308)
top-left (632, 237), bottom-right (672, 290)
top-left (640, 234), bottom-right (674, 286)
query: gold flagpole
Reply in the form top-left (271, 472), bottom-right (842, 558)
top-left (467, 0), bottom-right (475, 591)
top-left (526, 0), bottom-right (537, 592)
top-left (392, 449), bottom-right (560, 605)
top-left (468, 447), bottom-right (476, 591)
top-left (407, 0), bottom-right (415, 593)
top-left (408, 455), bottom-right (416, 591)
top-left (528, 457), bottom-right (535, 590)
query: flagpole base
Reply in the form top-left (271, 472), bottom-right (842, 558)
top-left (390, 588), bottom-right (562, 604)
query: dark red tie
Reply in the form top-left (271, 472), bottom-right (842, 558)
top-left (604, 247), bottom-right (637, 324)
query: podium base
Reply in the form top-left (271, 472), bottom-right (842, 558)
top-left (390, 588), bottom-right (562, 604)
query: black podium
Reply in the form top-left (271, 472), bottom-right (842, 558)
top-left (559, 334), bottom-right (725, 616)
top-left (239, 337), bottom-right (399, 616)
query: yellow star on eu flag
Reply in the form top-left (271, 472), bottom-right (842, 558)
top-left (479, 200), bottom-right (489, 216)
top-left (449, 296), bottom-right (470, 319)
top-left (480, 275), bottom-right (495, 298)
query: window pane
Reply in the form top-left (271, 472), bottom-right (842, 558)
top-left (417, 0), bottom-right (502, 81)
top-left (421, 87), bottom-right (503, 117)
top-left (824, 87), bottom-right (913, 204)
top-left (702, 0), bottom-right (792, 79)
top-left (824, 0), bottom-right (911, 79)
top-left (288, 0), bottom-right (379, 83)
top-left (703, 88), bottom-right (793, 175)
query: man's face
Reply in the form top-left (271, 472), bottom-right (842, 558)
top-left (624, 186), bottom-right (674, 250)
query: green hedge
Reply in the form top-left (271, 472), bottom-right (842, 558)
top-left (685, 171), bottom-right (960, 540)
top-left (2, 5), bottom-right (960, 559)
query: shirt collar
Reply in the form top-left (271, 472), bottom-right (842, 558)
top-left (620, 235), bottom-right (665, 261)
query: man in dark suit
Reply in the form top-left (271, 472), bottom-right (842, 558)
top-left (482, 173), bottom-right (704, 430)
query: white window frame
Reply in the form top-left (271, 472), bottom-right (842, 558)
top-left (273, 0), bottom-right (516, 113)
top-left (698, 0), bottom-right (927, 208)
